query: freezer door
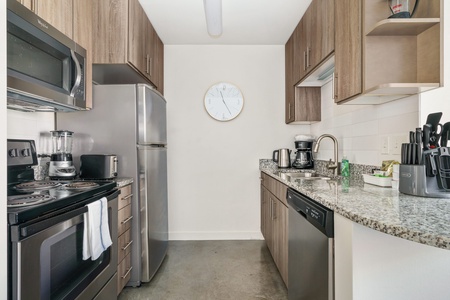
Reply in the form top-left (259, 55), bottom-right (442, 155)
top-left (137, 145), bottom-right (168, 282)
top-left (137, 84), bottom-right (167, 145)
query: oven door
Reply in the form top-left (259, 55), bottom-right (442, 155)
top-left (10, 191), bottom-right (118, 300)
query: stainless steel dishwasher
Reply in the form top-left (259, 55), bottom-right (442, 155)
top-left (287, 188), bottom-right (334, 300)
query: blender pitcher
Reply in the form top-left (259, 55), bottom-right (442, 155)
top-left (49, 130), bottom-right (76, 179)
top-left (388, 0), bottom-right (418, 18)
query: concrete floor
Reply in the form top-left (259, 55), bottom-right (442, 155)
top-left (118, 240), bottom-right (288, 300)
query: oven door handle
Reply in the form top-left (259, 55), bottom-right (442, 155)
top-left (17, 189), bottom-right (119, 239)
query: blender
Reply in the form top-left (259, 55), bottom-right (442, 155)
top-left (48, 130), bottom-right (77, 180)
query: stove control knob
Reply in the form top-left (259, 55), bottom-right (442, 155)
top-left (9, 148), bottom-right (18, 157)
top-left (21, 148), bottom-right (31, 157)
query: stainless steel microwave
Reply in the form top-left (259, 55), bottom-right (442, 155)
top-left (7, 0), bottom-right (87, 112)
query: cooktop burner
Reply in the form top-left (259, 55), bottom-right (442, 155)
top-left (15, 181), bottom-right (62, 191)
top-left (7, 194), bottom-right (56, 207)
top-left (64, 181), bottom-right (99, 190)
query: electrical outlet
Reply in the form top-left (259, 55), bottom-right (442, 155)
top-left (389, 135), bottom-right (405, 155)
top-left (381, 136), bottom-right (389, 154)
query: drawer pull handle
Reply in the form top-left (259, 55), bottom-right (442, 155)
top-left (122, 194), bottom-right (133, 200)
top-left (122, 240), bottom-right (134, 251)
top-left (121, 216), bottom-right (133, 224)
top-left (122, 266), bottom-right (133, 279)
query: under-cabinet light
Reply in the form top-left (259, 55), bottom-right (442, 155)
top-left (317, 65), bottom-right (335, 81)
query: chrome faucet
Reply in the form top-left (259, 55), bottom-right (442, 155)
top-left (313, 134), bottom-right (339, 176)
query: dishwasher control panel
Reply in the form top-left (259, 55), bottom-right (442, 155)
top-left (305, 206), bottom-right (324, 226)
top-left (287, 188), bottom-right (334, 237)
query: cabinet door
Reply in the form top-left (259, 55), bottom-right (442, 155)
top-left (16, 0), bottom-right (33, 10)
top-left (293, 16), bottom-right (308, 83)
top-left (275, 202), bottom-right (288, 286)
top-left (128, 0), bottom-right (147, 76)
top-left (34, 0), bottom-right (73, 38)
top-left (294, 87), bottom-right (321, 123)
top-left (92, 0), bottom-right (128, 64)
top-left (285, 34), bottom-right (295, 124)
top-left (309, 0), bottom-right (334, 67)
top-left (153, 34), bottom-right (164, 93)
top-left (73, 0), bottom-right (92, 109)
top-left (260, 186), bottom-right (272, 247)
top-left (334, 0), bottom-right (362, 102)
top-left (143, 18), bottom-right (156, 83)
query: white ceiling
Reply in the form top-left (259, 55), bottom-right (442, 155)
top-left (139, 0), bottom-right (311, 45)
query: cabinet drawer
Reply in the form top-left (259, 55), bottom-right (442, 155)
top-left (117, 229), bottom-right (133, 264)
top-left (261, 172), bottom-right (288, 206)
top-left (118, 184), bottom-right (133, 210)
top-left (117, 253), bottom-right (132, 295)
top-left (118, 204), bottom-right (132, 237)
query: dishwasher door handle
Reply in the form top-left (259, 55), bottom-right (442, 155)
top-left (299, 210), bottom-right (307, 219)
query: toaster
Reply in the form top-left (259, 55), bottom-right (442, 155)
top-left (80, 154), bottom-right (118, 179)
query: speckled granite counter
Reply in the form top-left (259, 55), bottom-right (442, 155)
top-left (114, 177), bottom-right (133, 188)
top-left (260, 160), bottom-right (450, 250)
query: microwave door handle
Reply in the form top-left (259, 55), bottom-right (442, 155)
top-left (70, 49), bottom-right (82, 97)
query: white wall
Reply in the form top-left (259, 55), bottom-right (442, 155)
top-left (1, 2), bottom-right (7, 299)
top-left (164, 45), bottom-right (309, 240)
top-left (420, 2), bottom-right (450, 125)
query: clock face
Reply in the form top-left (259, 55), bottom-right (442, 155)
top-left (204, 82), bottom-right (244, 121)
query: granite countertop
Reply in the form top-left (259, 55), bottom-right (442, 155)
top-left (114, 177), bottom-right (133, 188)
top-left (260, 162), bottom-right (450, 250)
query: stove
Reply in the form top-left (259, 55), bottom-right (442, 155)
top-left (7, 139), bottom-right (119, 300)
top-left (7, 179), bottom-right (116, 225)
top-left (7, 139), bottom-right (117, 225)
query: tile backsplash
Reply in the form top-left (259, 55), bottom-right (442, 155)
top-left (7, 110), bottom-right (55, 154)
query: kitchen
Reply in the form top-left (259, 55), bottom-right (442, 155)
top-left (2, 0), bottom-right (450, 299)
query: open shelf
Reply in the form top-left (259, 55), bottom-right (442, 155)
top-left (366, 18), bottom-right (440, 36)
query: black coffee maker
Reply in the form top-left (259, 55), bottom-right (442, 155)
top-left (292, 140), bottom-right (314, 169)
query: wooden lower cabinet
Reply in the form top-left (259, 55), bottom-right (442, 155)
top-left (117, 183), bottom-right (133, 295)
top-left (260, 173), bottom-right (288, 286)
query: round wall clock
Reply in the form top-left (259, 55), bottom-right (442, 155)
top-left (204, 82), bottom-right (244, 121)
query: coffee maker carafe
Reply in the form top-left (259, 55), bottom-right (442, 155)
top-left (292, 140), bottom-right (314, 169)
top-left (48, 130), bottom-right (76, 179)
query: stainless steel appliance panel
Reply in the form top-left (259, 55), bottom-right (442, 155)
top-left (57, 84), bottom-right (168, 287)
top-left (287, 189), bottom-right (334, 300)
top-left (12, 195), bottom-right (118, 300)
top-left (137, 146), bottom-right (168, 282)
top-left (137, 84), bottom-right (167, 145)
top-left (7, 0), bottom-right (87, 112)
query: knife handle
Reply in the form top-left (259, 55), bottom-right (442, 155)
top-left (423, 124), bottom-right (432, 150)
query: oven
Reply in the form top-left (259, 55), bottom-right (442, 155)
top-left (7, 139), bottom-right (119, 300)
top-left (9, 190), bottom-right (118, 300)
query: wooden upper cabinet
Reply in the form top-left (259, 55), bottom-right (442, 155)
top-left (293, 0), bottom-right (334, 85)
top-left (92, 0), bottom-right (164, 92)
top-left (16, 0), bottom-right (73, 37)
top-left (73, 0), bottom-right (93, 109)
top-left (34, 0), bottom-right (73, 38)
top-left (128, 0), bottom-right (147, 78)
top-left (334, 0), bottom-right (362, 103)
top-left (154, 34), bottom-right (164, 94)
top-left (285, 34), bottom-right (295, 124)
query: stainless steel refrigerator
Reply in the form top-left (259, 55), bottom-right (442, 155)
top-left (56, 84), bottom-right (168, 286)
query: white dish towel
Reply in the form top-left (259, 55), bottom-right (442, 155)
top-left (83, 197), bottom-right (112, 261)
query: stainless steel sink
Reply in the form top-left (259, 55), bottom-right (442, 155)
top-left (280, 172), bottom-right (331, 181)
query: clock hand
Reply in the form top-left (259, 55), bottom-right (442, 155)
top-left (220, 91), bottom-right (232, 115)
